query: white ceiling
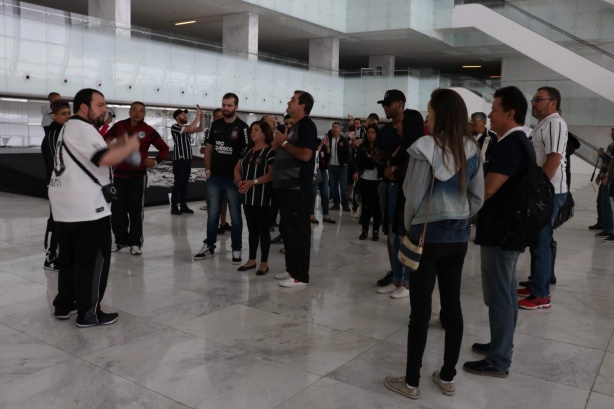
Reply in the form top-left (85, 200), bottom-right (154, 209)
top-left (19, 0), bottom-right (513, 76)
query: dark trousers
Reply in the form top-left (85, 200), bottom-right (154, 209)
top-left (111, 175), bottom-right (146, 246)
top-left (53, 216), bottom-right (111, 322)
top-left (277, 188), bottom-right (311, 283)
top-left (244, 205), bottom-right (271, 262)
top-left (358, 179), bottom-right (381, 232)
top-left (269, 190), bottom-right (280, 226)
top-left (406, 241), bottom-right (468, 386)
top-left (172, 159), bottom-right (191, 208)
top-left (44, 206), bottom-right (58, 262)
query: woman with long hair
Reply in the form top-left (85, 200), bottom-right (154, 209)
top-left (384, 89), bottom-right (484, 399)
top-left (233, 120), bottom-right (275, 275)
top-left (355, 124), bottom-right (383, 240)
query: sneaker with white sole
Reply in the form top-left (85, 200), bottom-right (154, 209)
top-left (111, 243), bottom-right (126, 252)
top-left (76, 311), bottom-right (119, 328)
top-left (232, 251), bottom-right (242, 265)
top-left (130, 246), bottom-right (142, 255)
top-left (383, 376), bottom-right (420, 400)
top-left (279, 277), bottom-right (308, 288)
top-left (432, 370), bottom-right (455, 396)
top-left (377, 283), bottom-right (397, 294)
top-left (194, 244), bottom-right (215, 260)
top-left (54, 304), bottom-right (77, 320)
top-left (44, 259), bottom-right (59, 272)
top-left (390, 287), bottom-right (410, 299)
top-left (274, 271), bottom-right (290, 280)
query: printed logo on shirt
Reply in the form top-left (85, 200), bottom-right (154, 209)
top-left (215, 140), bottom-right (233, 155)
top-left (138, 131), bottom-right (146, 139)
top-left (231, 128), bottom-right (239, 140)
top-left (96, 207), bottom-right (104, 213)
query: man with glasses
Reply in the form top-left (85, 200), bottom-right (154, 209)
top-left (471, 112), bottom-right (497, 165)
top-left (518, 87), bottom-right (568, 310)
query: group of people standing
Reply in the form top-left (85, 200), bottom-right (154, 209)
top-left (41, 84), bottom-right (570, 403)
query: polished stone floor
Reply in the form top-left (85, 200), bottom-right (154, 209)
top-left (0, 176), bottom-right (613, 409)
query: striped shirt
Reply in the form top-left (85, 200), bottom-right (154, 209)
top-left (240, 147), bottom-right (275, 206)
top-left (171, 123), bottom-right (193, 160)
top-left (530, 112), bottom-right (568, 194)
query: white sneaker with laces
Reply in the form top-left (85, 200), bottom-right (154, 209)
top-left (390, 287), bottom-right (410, 299)
top-left (279, 277), bottom-right (307, 288)
top-left (111, 244), bottom-right (125, 252)
top-left (377, 283), bottom-right (397, 294)
top-left (130, 246), bottom-right (142, 255)
top-left (274, 271), bottom-right (290, 280)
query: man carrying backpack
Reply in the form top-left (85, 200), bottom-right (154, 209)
top-left (464, 86), bottom-right (535, 378)
top-left (518, 87), bottom-right (568, 310)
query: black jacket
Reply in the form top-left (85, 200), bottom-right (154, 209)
top-left (327, 135), bottom-right (351, 166)
top-left (41, 121), bottom-right (63, 183)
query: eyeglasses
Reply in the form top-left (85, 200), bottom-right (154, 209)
top-left (531, 98), bottom-right (553, 103)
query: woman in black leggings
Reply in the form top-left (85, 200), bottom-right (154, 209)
top-left (355, 124), bottom-right (383, 240)
top-left (234, 120), bottom-right (275, 275)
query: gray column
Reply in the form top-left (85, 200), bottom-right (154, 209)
top-left (309, 38), bottom-right (339, 76)
top-left (223, 13), bottom-right (259, 61)
top-left (368, 55), bottom-right (395, 77)
top-left (88, 0), bottom-right (131, 35)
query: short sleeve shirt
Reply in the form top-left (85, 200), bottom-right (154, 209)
top-left (272, 116), bottom-right (318, 190)
top-left (530, 113), bottom-right (568, 194)
top-left (240, 147), bottom-right (275, 206)
top-left (207, 118), bottom-right (249, 177)
top-left (171, 124), bottom-right (192, 160)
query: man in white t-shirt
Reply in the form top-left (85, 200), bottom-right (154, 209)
top-left (49, 88), bottom-right (139, 328)
top-left (518, 86), bottom-right (568, 310)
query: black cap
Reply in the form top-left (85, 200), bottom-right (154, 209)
top-left (172, 108), bottom-right (188, 119)
top-left (377, 89), bottom-right (406, 104)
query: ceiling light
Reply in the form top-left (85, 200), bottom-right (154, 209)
top-left (175, 20), bottom-right (196, 26)
top-left (462, 65), bottom-right (482, 68)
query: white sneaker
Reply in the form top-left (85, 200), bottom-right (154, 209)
top-left (274, 271), bottom-right (290, 280)
top-left (390, 287), bottom-right (410, 299)
top-left (279, 277), bottom-right (307, 288)
top-left (377, 283), bottom-right (397, 294)
top-left (130, 246), bottom-right (142, 255)
top-left (351, 211), bottom-right (359, 218)
top-left (111, 244), bottom-right (126, 252)
top-left (232, 251), bottom-right (242, 265)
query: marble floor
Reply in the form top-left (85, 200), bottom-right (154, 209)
top-left (0, 176), bottom-right (613, 409)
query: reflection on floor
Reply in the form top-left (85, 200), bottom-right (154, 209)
top-left (0, 176), bottom-right (612, 409)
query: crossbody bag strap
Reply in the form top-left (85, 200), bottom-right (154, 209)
top-left (62, 141), bottom-right (105, 188)
top-left (418, 167), bottom-right (436, 248)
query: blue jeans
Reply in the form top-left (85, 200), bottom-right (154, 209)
top-left (480, 245), bottom-right (520, 372)
top-left (599, 184), bottom-right (613, 234)
top-left (311, 169), bottom-right (330, 216)
top-left (329, 164), bottom-right (348, 207)
top-left (529, 193), bottom-right (567, 298)
top-left (205, 175), bottom-right (243, 251)
top-left (388, 183), bottom-right (409, 286)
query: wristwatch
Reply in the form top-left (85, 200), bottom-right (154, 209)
top-left (254, 178), bottom-right (259, 185)
top-left (282, 141), bottom-right (288, 147)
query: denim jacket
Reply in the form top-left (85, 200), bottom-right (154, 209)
top-left (402, 135), bottom-right (484, 239)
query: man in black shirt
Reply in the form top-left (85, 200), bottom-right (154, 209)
top-left (272, 90), bottom-right (318, 287)
top-left (464, 86), bottom-right (532, 378)
top-left (195, 93), bottom-right (249, 264)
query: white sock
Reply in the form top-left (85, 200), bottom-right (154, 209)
top-left (406, 383), bottom-right (418, 389)
top-left (439, 379), bottom-right (453, 384)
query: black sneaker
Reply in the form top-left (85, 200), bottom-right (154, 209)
top-left (463, 359), bottom-right (508, 378)
top-left (76, 311), bottom-right (119, 328)
top-left (44, 259), bottom-right (59, 272)
top-left (518, 280), bottom-right (530, 288)
top-left (54, 304), bottom-right (77, 320)
top-left (194, 244), bottom-right (215, 260)
top-left (171, 208), bottom-right (182, 215)
top-left (342, 206), bottom-right (351, 212)
top-left (471, 342), bottom-right (490, 356)
top-left (271, 234), bottom-right (283, 244)
top-left (595, 231), bottom-right (610, 238)
top-left (180, 206), bottom-right (194, 214)
top-left (218, 226), bottom-right (226, 234)
top-left (377, 271), bottom-right (393, 287)
top-left (221, 223), bottom-right (231, 231)
top-left (603, 235), bottom-right (614, 243)
top-left (589, 223), bottom-right (603, 230)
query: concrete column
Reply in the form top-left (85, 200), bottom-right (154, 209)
top-left (368, 55), bottom-right (395, 77)
top-left (223, 13), bottom-right (259, 61)
top-left (88, 0), bottom-right (131, 35)
top-left (309, 38), bottom-right (339, 76)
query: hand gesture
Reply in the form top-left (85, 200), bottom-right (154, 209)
top-left (239, 180), bottom-right (254, 194)
top-left (274, 125), bottom-right (289, 147)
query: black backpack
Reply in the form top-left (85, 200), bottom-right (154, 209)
top-left (493, 134), bottom-right (555, 250)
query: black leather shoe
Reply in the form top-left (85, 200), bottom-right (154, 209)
top-left (256, 267), bottom-right (269, 276)
top-left (377, 271), bottom-right (393, 286)
top-left (518, 280), bottom-right (530, 288)
top-left (237, 264), bottom-right (256, 271)
top-left (471, 342), bottom-right (490, 356)
top-left (171, 208), bottom-right (182, 215)
top-left (180, 206), bottom-right (194, 214)
top-left (551, 274), bottom-right (557, 285)
top-left (589, 223), bottom-right (603, 230)
top-left (463, 359), bottom-right (508, 378)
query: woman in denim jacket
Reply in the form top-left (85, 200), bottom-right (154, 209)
top-left (384, 89), bottom-right (484, 400)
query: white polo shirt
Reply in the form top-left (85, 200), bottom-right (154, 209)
top-left (530, 112), bottom-right (568, 194)
top-left (49, 116), bottom-right (112, 222)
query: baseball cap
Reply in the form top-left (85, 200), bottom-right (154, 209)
top-left (172, 108), bottom-right (188, 119)
top-left (377, 89), bottom-right (406, 104)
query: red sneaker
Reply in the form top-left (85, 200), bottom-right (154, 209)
top-left (517, 288), bottom-right (531, 298)
top-left (519, 295), bottom-right (551, 310)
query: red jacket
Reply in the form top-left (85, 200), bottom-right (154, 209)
top-left (104, 119), bottom-right (169, 178)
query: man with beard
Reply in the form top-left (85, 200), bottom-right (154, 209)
top-left (170, 106), bottom-right (204, 215)
top-left (375, 89), bottom-right (405, 287)
top-left (194, 93), bottom-right (249, 264)
top-left (104, 101), bottom-right (169, 255)
top-left (49, 88), bottom-right (140, 327)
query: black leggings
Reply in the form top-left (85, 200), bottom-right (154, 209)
top-left (244, 205), bottom-right (271, 262)
top-left (358, 179), bottom-right (381, 232)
